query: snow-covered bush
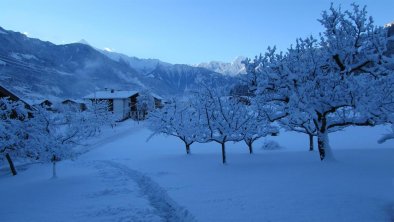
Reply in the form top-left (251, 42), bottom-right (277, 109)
top-left (261, 140), bottom-right (282, 151)
top-left (378, 124), bottom-right (394, 144)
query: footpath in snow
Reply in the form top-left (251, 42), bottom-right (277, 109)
top-left (0, 121), bottom-right (195, 222)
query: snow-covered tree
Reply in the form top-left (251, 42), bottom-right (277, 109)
top-left (241, 104), bottom-right (279, 154)
top-left (194, 88), bottom-right (251, 164)
top-left (84, 100), bottom-right (116, 134)
top-left (279, 112), bottom-right (316, 151)
top-left (0, 98), bottom-right (31, 175)
top-left (1, 97), bottom-right (116, 177)
top-left (28, 106), bottom-right (81, 178)
top-left (136, 90), bottom-right (155, 120)
top-left (245, 4), bottom-right (393, 161)
top-left (28, 102), bottom-right (114, 178)
top-left (148, 98), bottom-right (203, 154)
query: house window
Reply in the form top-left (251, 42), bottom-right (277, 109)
top-left (108, 99), bottom-right (114, 112)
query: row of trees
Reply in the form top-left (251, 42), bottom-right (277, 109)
top-left (148, 89), bottom-right (279, 164)
top-left (149, 4), bottom-right (394, 163)
top-left (0, 98), bottom-right (114, 177)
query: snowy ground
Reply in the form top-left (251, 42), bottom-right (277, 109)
top-left (1, 120), bottom-right (394, 222)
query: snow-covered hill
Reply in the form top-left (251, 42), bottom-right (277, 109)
top-left (0, 27), bottom-right (147, 99)
top-left (77, 39), bottom-right (170, 75)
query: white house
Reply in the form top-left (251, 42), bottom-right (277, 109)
top-left (84, 89), bottom-right (138, 120)
top-left (83, 89), bottom-right (163, 120)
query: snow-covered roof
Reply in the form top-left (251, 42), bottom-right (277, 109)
top-left (385, 21), bottom-right (394, 28)
top-left (0, 85), bottom-right (35, 110)
top-left (24, 99), bottom-right (51, 105)
top-left (0, 85), bottom-right (22, 101)
top-left (83, 90), bottom-right (138, 99)
top-left (150, 92), bottom-right (163, 100)
top-left (62, 98), bottom-right (86, 104)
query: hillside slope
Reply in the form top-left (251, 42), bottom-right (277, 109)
top-left (0, 26), bottom-right (231, 100)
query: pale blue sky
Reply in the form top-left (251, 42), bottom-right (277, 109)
top-left (0, 0), bottom-right (393, 64)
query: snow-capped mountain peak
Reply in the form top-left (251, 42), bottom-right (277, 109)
top-left (77, 39), bottom-right (90, 46)
top-left (195, 56), bottom-right (247, 76)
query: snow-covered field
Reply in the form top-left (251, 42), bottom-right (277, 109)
top-left (1, 120), bottom-right (394, 222)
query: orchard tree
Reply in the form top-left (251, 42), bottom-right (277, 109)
top-left (136, 89), bottom-right (155, 120)
top-left (28, 106), bottom-right (79, 178)
top-left (84, 100), bottom-right (116, 134)
top-left (148, 98), bottom-right (203, 154)
top-left (0, 98), bottom-right (32, 175)
top-left (244, 4), bottom-right (393, 161)
top-left (195, 88), bottom-right (251, 164)
top-left (28, 103), bottom-right (111, 178)
top-left (1, 97), bottom-right (116, 177)
top-left (279, 112), bottom-right (316, 151)
top-left (238, 101), bottom-right (279, 154)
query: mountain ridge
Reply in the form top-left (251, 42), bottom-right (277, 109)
top-left (0, 26), bottom-right (233, 101)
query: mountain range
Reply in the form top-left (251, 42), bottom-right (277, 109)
top-left (0, 26), bottom-right (241, 101)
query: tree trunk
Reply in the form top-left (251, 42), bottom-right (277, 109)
top-left (221, 142), bottom-right (226, 164)
top-left (52, 161), bottom-right (57, 179)
top-left (247, 141), bottom-right (253, 154)
top-left (317, 131), bottom-right (335, 161)
top-left (185, 143), bottom-right (191, 155)
top-left (317, 132), bottom-right (325, 160)
top-left (309, 134), bottom-right (314, 151)
top-left (244, 139), bottom-right (253, 154)
top-left (51, 154), bottom-right (58, 178)
top-left (5, 153), bottom-right (17, 176)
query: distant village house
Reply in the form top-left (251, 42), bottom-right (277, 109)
top-left (28, 99), bottom-right (54, 111)
top-left (83, 89), bottom-right (162, 120)
top-left (61, 99), bottom-right (87, 112)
